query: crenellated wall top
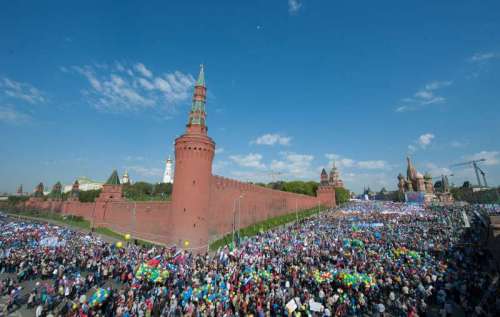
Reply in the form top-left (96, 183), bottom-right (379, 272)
top-left (211, 175), bottom-right (318, 199)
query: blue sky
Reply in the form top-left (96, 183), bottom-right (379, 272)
top-left (1, 0), bottom-right (499, 194)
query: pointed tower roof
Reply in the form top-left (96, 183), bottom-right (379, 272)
top-left (321, 168), bottom-right (328, 176)
top-left (187, 64), bottom-right (208, 132)
top-left (196, 64), bottom-right (205, 87)
top-left (406, 156), bottom-right (416, 180)
top-left (105, 170), bottom-right (121, 185)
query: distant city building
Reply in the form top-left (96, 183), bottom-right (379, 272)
top-left (50, 182), bottom-right (63, 200)
top-left (320, 168), bottom-right (329, 185)
top-left (163, 156), bottom-right (174, 184)
top-left (121, 170), bottom-right (130, 184)
top-left (320, 162), bottom-right (344, 188)
top-left (34, 182), bottom-right (44, 197)
top-left (63, 177), bottom-right (104, 193)
top-left (328, 161), bottom-right (344, 188)
top-left (397, 157), bottom-right (433, 194)
top-left (70, 180), bottom-right (80, 200)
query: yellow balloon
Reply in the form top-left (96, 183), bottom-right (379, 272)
top-left (116, 241), bottom-right (123, 248)
top-left (124, 234), bottom-right (131, 241)
top-left (184, 240), bottom-right (190, 247)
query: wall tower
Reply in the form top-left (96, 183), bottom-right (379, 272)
top-left (171, 65), bottom-right (216, 250)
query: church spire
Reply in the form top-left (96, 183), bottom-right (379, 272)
top-left (187, 64), bottom-right (207, 134)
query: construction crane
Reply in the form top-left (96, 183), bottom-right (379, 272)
top-left (450, 158), bottom-right (487, 187)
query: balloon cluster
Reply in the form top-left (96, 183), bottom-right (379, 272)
top-left (135, 262), bottom-right (169, 283)
top-left (313, 269), bottom-right (376, 288)
top-left (89, 288), bottom-right (109, 307)
top-left (393, 247), bottom-right (420, 259)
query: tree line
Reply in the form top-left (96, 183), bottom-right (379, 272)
top-left (254, 181), bottom-right (350, 205)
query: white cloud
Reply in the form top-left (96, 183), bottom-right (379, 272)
top-left (451, 140), bottom-right (467, 148)
top-left (0, 78), bottom-right (45, 104)
top-left (124, 155), bottom-right (145, 162)
top-left (127, 166), bottom-right (163, 178)
top-left (465, 151), bottom-right (499, 166)
top-left (288, 0), bottom-right (302, 14)
top-left (215, 148), bottom-right (225, 154)
top-left (230, 171), bottom-right (271, 183)
top-left (134, 63), bottom-right (153, 78)
top-left (407, 144), bottom-right (417, 153)
top-left (418, 133), bottom-right (435, 148)
top-left (212, 160), bottom-right (230, 174)
top-left (470, 52), bottom-right (498, 62)
top-left (408, 133), bottom-right (435, 153)
top-left (70, 62), bottom-right (195, 112)
top-left (229, 153), bottom-right (266, 169)
top-left (325, 153), bottom-right (388, 170)
top-left (227, 152), bottom-right (315, 180)
top-left (138, 78), bottom-right (155, 90)
top-left (271, 153), bottom-right (315, 178)
top-left (424, 163), bottom-right (452, 176)
top-left (395, 81), bottom-right (451, 112)
top-left (424, 81), bottom-right (452, 90)
top-left (252, 133), bottom-right (292, 146)
top-left (0, 105), bottom-right (31, 124)
top-left (357, 160), bottom-right (388, 170)
top-left (342, 172), bottom-right (394, 194)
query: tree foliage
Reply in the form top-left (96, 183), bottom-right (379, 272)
top-left (7, 196), bottom-right (29, 205)
top-left (335, 187), bottom-right (350, 205)
top-left (451, 187), bottom-right (500, 204)
top-left (78, 189), bottom-right (101, 203)
top-left (258, 181), bottom-right (319, 197)
top-left (123, 182), bottom-right (172, 201)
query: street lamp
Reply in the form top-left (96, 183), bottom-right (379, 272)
top-left (295, 199), bottom-right (298, 223)
top-left (232, 194), bottom-right (244, 245)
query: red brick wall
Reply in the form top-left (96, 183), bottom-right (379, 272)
top-left (95, 201), bottom-right (173, 244)
top-left (30, 199), bottom-right (173, 245)
top-left (208, 175), bottom-right (325, 241)
top-left (17, 178), bottom-right (333, 251)
top-left (25, 198), bottom-right (65, 213)
top-left (62, 201), bottom-right (95, 219)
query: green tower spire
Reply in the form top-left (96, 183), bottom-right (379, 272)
top-left (196, 64), bottom-right (205, 87)
top-left (106, 169), bottom-right (121, 185)
top-left (187, 64), bottom-right (207, 129)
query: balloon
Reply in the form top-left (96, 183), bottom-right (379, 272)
top-left (124, 234), bottom-right (131, 241)
top-left (116, 241), bottom-right (123, 248)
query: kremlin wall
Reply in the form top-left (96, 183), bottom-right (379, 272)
top-left (18, 65), bottom-right (336, 251)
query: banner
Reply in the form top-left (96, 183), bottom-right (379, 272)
top-left (404, 192), bottom-right (425, 204)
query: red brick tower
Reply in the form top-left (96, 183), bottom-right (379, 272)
top-left (171, 65), bottom-right (215, 251)
top-left (317, 168), bottom-right (336, 209)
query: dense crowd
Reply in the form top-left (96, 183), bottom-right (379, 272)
top-left (0, 202), bottom-right (499, 317)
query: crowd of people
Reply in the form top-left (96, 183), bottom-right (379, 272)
top-left (0, 202), bottom-right (499, 317)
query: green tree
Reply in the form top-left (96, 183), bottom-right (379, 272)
top-left (79, 189), bottom-right (101, 202)
top-left (154, 182), bottom-right (173, 197)
top-left (335, 187), bottom-right (350, 205)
